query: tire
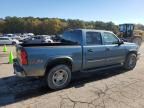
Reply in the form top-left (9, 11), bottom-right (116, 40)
top-left (133, 38), bottom-right (142, 47)
top-left (46, 65), bottom-right (71, 90)
top-left (123, 53), bottom-right (137, 70)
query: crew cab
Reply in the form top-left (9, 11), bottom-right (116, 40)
top-left (13, 29), bottom-right (139, 90)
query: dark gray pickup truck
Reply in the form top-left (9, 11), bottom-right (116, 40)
top-left (13, 29), bottom-right (139, 90)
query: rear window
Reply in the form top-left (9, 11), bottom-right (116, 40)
top-left (62, 30), bottom-right (82, 44)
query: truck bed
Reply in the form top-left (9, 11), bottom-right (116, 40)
top-left (20, 42), bottom-right (79, 47)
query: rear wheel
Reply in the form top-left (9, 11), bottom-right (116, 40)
top-left (46, 65), bottom-right (71, 90)
top-left (123, 53), bottom-right (137, 70)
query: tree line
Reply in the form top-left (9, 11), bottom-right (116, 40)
top-left (0, 16), bottom-right (143, 35)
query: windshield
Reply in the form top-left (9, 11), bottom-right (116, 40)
top-left (119, 25), bottom-right (126, 32)
top-left (119, 24), bottom-right (134, 32)
top-left (127, 25), bottom-right (134, 31)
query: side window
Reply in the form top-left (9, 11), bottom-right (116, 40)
top-left (86, 32), bottom-right (102, 45)
top-left (62, 30), bottom-right (82, 44)
top-left (102, 32), bottom-right (119, 45)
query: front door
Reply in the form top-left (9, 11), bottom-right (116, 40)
top-left (102, 32), bottom-right (126, 65)
top-left (83, 32), bottom-right (107, 70)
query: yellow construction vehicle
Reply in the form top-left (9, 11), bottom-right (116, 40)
top-left (118, 24), bottom-right (143, 47)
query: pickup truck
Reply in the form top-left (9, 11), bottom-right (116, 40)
top-left (13, 29), bottom-right (139, 90)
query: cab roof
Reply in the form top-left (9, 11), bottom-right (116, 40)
top-left (73, 29), bottom-right (114, 33)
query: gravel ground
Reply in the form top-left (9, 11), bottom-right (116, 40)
top-left (0, 44), bottom-right (144, 108)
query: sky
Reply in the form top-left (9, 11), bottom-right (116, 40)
top-left (0, 0), bottom-right (143, 24)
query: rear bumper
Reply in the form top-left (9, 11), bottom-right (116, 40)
top-left (13, 59), bottom-right (26, 77)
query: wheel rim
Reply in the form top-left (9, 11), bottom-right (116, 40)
top-left (128, 56), bottom-right (136, 68)
top-left (52, 69), bottom-right (68, 86)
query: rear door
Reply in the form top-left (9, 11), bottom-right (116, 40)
top-left (102, 32), bottom-right (126, 65)
top-left (83, 31), bottom-right (107, 70)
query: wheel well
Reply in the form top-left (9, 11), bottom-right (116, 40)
top-left (12, 41), bottom-right (16, 43)
top-left (45, 58), bottom-right (72, 75)
top-left (126, 51), bottom-right (137, 58)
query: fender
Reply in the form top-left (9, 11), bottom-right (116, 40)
top-left (44, 56), bottom-right (73, 71)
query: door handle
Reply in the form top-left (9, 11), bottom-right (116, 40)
top-left (88, 49), bottom-right (93, 52)
top-left (106, 48), bottom-right (110, 51)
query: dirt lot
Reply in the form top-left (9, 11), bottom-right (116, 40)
top-left (0, 44), bottom-right (144, 108)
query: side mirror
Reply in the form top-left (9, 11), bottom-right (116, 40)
top-left (119, 40), bottom-right (124, 44)
top-left (113, 40), bottom-right (124, 45)
top-left (117, 40), bottom-right (124, 45)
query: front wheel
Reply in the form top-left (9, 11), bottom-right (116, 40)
top-left (123, 53), bottom-right (137, 70)
top-left (46, 65), bottom-right (71, 90)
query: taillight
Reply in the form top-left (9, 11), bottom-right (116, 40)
top-left (20, 49), bottom-right (28, 65)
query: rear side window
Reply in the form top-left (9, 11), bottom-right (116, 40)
top-left (86, 32), bottom-right (102, 45)
top-left (62, 30), bottom-right (82, 44)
